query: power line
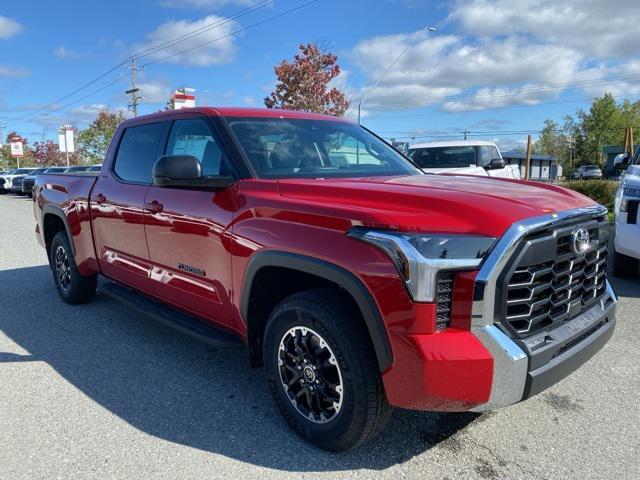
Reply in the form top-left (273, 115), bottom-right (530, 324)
top-left (4, 0), bottom-right (319, 128)
top-left (141, 0), bottom-right (321, 67)
top-left (386, 125), bottom-right (631, 141)
top-left (1, 0), bottom-right (278, 125)
top-left (364, 94), bottom-right (640, 121)
top-left (363, 73), bottom-right (640, 112)
top-left (10, 74), bottom-right (130, 127)
top-left (131, 0), bottom-right (276, 61)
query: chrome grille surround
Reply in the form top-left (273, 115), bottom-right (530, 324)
top-left (469, 204), bottom-right (616, 409)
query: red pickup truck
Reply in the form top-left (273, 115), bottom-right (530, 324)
top-left (33, 107), bottom-right (617, 451)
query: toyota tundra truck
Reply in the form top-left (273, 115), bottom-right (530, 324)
top-left (33, 107), bottom-right (617, 451)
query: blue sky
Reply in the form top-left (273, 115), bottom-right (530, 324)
top-left (1, 0), bottom-right (640, 151)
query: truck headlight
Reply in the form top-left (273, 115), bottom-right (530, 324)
top-left (617, 186), bottom-right (640, 212)
top-left (347, 228), bottom-right (496, 302)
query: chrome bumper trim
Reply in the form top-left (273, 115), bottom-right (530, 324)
top-left (471, 325), bottom-right (528, 410)
top-left (469, 204), bottom-right (611, 410)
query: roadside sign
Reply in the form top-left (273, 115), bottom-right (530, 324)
top-left (58, 125), bottom-right (75, 153)
top-left (10, 137), bottom-right (23, 157)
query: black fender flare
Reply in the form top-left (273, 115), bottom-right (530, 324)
top-left (41, 204), bottom-right (76, 257)
top-left (241, 250), bottom-right (393, 372)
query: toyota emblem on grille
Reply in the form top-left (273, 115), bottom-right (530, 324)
top-left (571, 227), bottom-right (591, 255)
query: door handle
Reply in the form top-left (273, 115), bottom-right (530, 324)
top-left (94, 193), bottom-right (106, 204)
top-left (144, 200), bottom-right (164, 213)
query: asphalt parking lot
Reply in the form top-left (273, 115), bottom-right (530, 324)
top-left (0, 193), bottom-right (638, 480)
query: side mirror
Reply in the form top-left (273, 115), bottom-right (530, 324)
top-left (614, 154), bottom-right (630, 170)
top-left (485, 157), bottom-right (505, 170)
top-left (152, 155), bottom-right (235, 190)
top-left (153, 155), bottom-right (201, 186)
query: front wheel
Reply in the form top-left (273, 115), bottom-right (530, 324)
top-left (50, 231), bottom-right (97, 304)
top-left (263, 289), bottom-right (392, 451)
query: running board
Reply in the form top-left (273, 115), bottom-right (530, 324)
top-left (101, 282), bottom-right (244, 348)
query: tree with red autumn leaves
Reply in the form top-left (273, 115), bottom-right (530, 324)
top-left (264, 43), bottom-right (349, 117)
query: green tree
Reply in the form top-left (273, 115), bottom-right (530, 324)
top-left (77, 110), bottom-right (126, 162)
top-left (578, 93), bottom-right (621, 167)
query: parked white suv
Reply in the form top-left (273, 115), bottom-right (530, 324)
top-left (572, 165), bottom-right (603, 180)
top-left (0, 168), bottom-right (36, 193)
top-left (407, 141), bottom-right (520, 179)
top-left (614, 153), bottom-right (640, 276)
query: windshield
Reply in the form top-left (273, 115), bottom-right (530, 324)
top-left (44, 167), bottom-right (66, 173)
top-left (65, 166), bottom-right (88, 172)
top-left (585, 165), bottom-right (601, 170)
top-left (14, 168), bottom-right (34, 175)
top-left (408, 146), bottom-right (477, 169)
top-left (227, 117), bottom-right (419, 179)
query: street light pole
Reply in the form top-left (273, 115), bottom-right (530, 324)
top-left (357, 26), bottom-right (436, 124)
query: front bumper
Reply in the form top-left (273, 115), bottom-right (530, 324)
top-left (381, 205), bottom-right (617, 412)
top-left (472, 280), bottom-right (616, 410)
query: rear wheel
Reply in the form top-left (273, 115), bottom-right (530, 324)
top-left (613, 249), bottom-right (639, 277)
top-left (50, 231), bottom-right (97, 304)
top-left (263, 289), bottom-right (391, 451)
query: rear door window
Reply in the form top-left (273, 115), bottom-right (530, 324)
top-left (113, 123), bottom-right (164, 183)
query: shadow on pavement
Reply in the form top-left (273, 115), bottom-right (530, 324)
top-left (0, 265), bottom-right (477, 471)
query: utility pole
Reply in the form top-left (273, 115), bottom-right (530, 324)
top-left (463, 129), bottom-right (469, 140)
top-left (125, 58), bottom-right (142, 117)
top-left (524, 134), bottom-right (532, 180)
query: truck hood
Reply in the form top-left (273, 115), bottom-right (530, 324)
top-left (277, 174), bottom-right (597, 238)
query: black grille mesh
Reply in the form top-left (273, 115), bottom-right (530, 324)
top-left (436, 273), bottom-right (454, 330)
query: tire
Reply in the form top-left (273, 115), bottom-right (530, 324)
top-left (613, 249), bottom-right (639, 277)
top-left (263, 289), bottom-right (392, 451)
top-left (50, 231), bottom-right (97, 304)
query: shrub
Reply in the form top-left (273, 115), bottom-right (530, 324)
top-left (558, 180), bottom-right (618, 210)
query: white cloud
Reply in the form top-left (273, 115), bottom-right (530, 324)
top-left (351, 0), bottom-right (640, 115)
top-left (53, 45), bottom-right (90, 60)
top-left (0, 16), bottom-right (22, 40)
top-left (161, 0), bottom-right (254, 8)
top-left (134, 15), bottom-right (239, 67)
top-left (449, 0), bottom-right (640, 59)
top-left (351, 31), bottom-right (581, 112)
top-left (242, 95), bottom-right (256, 105)
top-left (0, 64), bottom-right (30, 77)
top-left (442, 85), bottom-right (561, 112)
top-left (32, 104), bottom-right (129, 129)
top-left (137, 81), bottom-right (171, 103)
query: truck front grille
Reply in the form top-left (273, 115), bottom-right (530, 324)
top-left (502, 216), bottom-right (609, 337)
top-left (436, 273), bottom-right (454, 330)
top-left (13, 177), bottom-right (23, 187)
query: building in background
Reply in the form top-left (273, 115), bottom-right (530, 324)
top-left (170, 88), bottom-right (196, 110)
top-left (502, 151), bottom-right (561, 181)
